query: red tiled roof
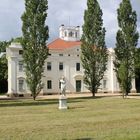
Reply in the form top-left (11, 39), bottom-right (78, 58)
top-left (48, 38), bottom-right (81, 50)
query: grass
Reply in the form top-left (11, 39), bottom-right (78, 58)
top-left (0, 96), bottom-right (140, 140)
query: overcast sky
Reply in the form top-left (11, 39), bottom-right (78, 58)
top-left (0, 0), bottom-right (140, 48)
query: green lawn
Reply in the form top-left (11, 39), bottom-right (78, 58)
top-left (0, 96), bottom-right (140, 140)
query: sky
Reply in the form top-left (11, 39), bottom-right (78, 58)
top-left (0, 0), bottom-right (140, 48)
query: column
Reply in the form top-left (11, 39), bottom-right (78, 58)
top-left (110, 55), bottom-right (114, 93)
top-left (131, 78), bottom-right (136, 93)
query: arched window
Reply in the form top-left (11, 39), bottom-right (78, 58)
top-left (69, 31), bottom-right (73, 37)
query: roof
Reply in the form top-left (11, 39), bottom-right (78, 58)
top-left (48, 38), bottom-right (81, 50)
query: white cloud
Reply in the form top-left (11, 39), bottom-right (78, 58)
top-left (0, 0), bottom-right (24, 41)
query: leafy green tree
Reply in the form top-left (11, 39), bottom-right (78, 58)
top-left (12, 37), bottom-right (22, 43)
top-left (0, 41), bottom-right (9, 52)
top-left (114, 0), bottom-right (139, 96)
top-left (81, 0), bottom-right (108, 97)
top-left (0, 41), bottom-right (11, 93)
top-left (0, 56), bottom-right (7, 81)
top-left (21, 0), bottom-right (49, 100)
top-left (135, 48), bottom-right (140, 72)
top-left (0, 40), bottom-right (11, 80)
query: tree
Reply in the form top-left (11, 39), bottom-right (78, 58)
top-left (81, 0), bottom-right (108, 97)
top-left (0, 41), bottom-right (11, 93)
top-left (21, 0), bottom-right (49, 100)
top-left (135, 48), bottom-right (140, 72)
top-left (114, 0), bottom-right (139, 97)
top-left (0, 56), bottom-right (8, 93)
top-left (0, 56), bottom-right (7, 80)
top-left (0, 41), bottom-right (10, 52)
top-left (12, 37), bottom-right (22, 43)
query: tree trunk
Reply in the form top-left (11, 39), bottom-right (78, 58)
top-left (33, 96), bottom-right (36, 101)
top-left (92, 91), bottom-right (95, 97)
top-left (125, 92), bottom-right (128, 96)
top-left (123, 92), bottom-right (125, 99)
top-left (33, 92), bottom-right (36, 101)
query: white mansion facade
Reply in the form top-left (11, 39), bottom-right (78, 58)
top-left (6, 25), bottom-right (136, 97)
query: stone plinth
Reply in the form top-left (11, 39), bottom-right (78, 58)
top-left (59, 95), bottom-right (67, 109)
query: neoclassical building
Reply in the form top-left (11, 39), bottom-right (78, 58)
top-left (6, 25), bottom-right (136, 97)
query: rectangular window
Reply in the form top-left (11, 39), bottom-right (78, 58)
top-left (47, 80), bottom-right (52, 89)
top-left (47, 62), bottom-right (51, 71)
top-left (19, 61), bottom-right (23, 72)
top-left (59, 81), bottom-right (61, 89)
top-left (59, 62), bottom-right (63, 71)
top-left (76, 80), bottom-right (81, 92)
top-left (75, 32), bottom-right (78, 38)
top-left (19, 50), bottom-right (23, 55)
top-left (19, 79), bottom-right (24, 91)
top-left (76, 63), bottom-right (80, 71)
top-left (103, 80), bottom-right (107, 89)
top-left (59, 54), bottom-right (63, 56)
top-left (69, 31), bottom-right (73, 37)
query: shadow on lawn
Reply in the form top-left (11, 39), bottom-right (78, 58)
top-left (68, 95), bottom-right (120, 100)
top-left (0, 94), bottom-right (120, 108)
top-left (0, 99), bottom-right (58, 107)
top-left (0, 97), bottom-right (84, 108)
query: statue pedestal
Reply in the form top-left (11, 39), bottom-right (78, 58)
top-left (59, 95), bottom-right (67, 109)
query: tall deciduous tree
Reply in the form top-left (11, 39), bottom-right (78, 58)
top-left (114, 0), bottom-right (139, 97)
top-left (81, 0), bottom-right (108, 97)
top-left (21, 0), bottom-right (49, 100)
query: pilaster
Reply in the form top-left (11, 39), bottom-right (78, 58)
top-left (7, 57), bottom-right (17, 96)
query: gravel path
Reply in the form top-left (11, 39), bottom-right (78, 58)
top-left (1, 93), bottom-right (140, 100)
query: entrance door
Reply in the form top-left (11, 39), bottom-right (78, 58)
top-left (76, 80), bottom-right (81, 92)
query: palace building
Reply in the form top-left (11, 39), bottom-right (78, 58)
top-left (6, 25), bottom-right (136, 97)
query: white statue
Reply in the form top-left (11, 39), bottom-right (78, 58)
top-left (60, 76), bottom-right (66, 96)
